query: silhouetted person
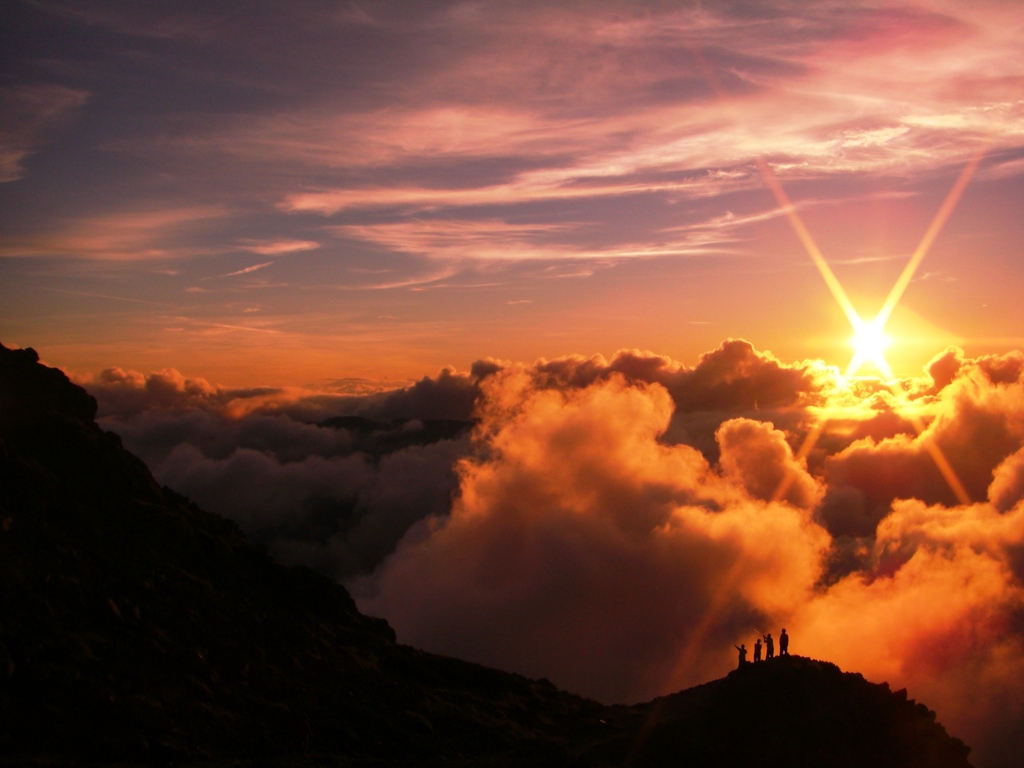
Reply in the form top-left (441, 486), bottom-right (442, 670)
top-left (734, 644), bottom-right (747, 668)
top-left (764, 633), bottom-right (774, 659)
top-left (779, 628), bottom-right (789, 656)
top-left (753, 638), bottom-right (762, 663)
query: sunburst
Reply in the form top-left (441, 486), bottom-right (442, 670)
top-left (846, 316), bottom-right (893, 379)
top-left (761, 153), bottom-right (984, 505)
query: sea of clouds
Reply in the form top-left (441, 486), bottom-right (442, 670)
top-left (80, 340), bottom-right (1024, 767)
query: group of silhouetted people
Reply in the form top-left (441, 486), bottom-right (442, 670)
top-left (734, 629), bottom-right (789, 667)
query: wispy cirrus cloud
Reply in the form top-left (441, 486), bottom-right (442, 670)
top-left (0, 85), bottom-right (89, 183)
top-left (10, 1), bottom-right (1024, 271)
top-left (237, 239), bottom-right (320, 255)
top-left (220, 261), bottom-right (273, 277)
top-left (330, 215), bottom-right (752, 262)
top-left (6, 0), bottom-right (1024, 404)
top-left (275, 91), bottom-right (1023, 217)
top-left (251, 2), bottom-right (1024, 231)
top-left (0, 207), bottom-right (227, 260)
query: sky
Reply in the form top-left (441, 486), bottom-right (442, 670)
top-left (2, 0), bottom-right (1024, 385)
top-left (4, 2), bottom-right (1024, 766)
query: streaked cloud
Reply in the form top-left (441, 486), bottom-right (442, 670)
top-left (220, 261), bottom-right (274, 277)
top-left (0, 207), bottom-right (227, 260)
top-left (0, 84), bottom-right (88, 183)
top-left (238, 239), bottom-right (320, 255)
top-left (3, 0), bottom-right (1024, 442)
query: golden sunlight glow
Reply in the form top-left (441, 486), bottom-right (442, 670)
top-left (846, 316), bottom-right (894, 379)
top-left (759, 157), bottom-right (983, 507)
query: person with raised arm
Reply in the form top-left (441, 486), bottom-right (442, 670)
top-left (734, 643), bottom-right (747, 668)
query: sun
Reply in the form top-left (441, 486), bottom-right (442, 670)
top-left (846, 316), bottom-right (894, 379)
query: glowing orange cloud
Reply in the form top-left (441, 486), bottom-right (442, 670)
top-left (347, 347), bottom-right (1024, 764)
top-left (80, 338), bottom-right (1024, 764)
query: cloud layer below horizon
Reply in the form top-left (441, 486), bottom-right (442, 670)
top-left (82, 338), bottom-right (1024, 767)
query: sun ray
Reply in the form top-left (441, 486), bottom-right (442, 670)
top-left (771, 420), bottom-right (826, 502)
top-left (624, 555), bottom-right (749, 765)
top-left (874, 151), bottom-right (985, 330)
top-left (757, 160), bottom-right (864, 332)
top-left (883, 378), bottom-right (973, 505)
top-left (844, 349), bottom-right (866, 379)
top-left (759, 159), bottom-right (979, 505)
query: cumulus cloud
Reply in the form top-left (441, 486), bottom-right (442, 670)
top-left (106, 410), bottom-right (355, 468)
top-left (531, 340), bottom-right (825, 413)
top-left (821, 353), bottom-right (1024, 530)
top-left (83, 364), bottom-right (482, 578)
top-left (717, 418), bottom-right (822, 509)
top-left (923, 345), bottom-right (965, 395)
top-left (158, 442), bottom-right (372, 532)
top-left (990, 448), bottom-right (1024, 513)
top-left (483, 340), bottom-right (830, 462)
top-left (355, 369), bottom-right (829, 703)
top-left (81, 340), bottom-right (1024, 764)
top-left (83, 362), bottom-right (482, 423)
top-left (348, 344), bottom-right (1024, 767)
top-left (267, 436), bottom-right (469, 577)
top-left (793, 498), bottom-right (1024, 768)
top-left (82, 340), bottom-right (830, 587)
top-left (154, 434), bottom-right (468, 578)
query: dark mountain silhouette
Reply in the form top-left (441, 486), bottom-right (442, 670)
top-left (0, 343), bottom-right (973, 766)
top-left (627, 655), bottom-right (971, 767)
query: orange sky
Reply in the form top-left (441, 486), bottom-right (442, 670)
top-left (2, 0), bottom-right (1024, 385)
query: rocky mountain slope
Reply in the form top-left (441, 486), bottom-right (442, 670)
top-left (0, 343), bottom-right (972, 766)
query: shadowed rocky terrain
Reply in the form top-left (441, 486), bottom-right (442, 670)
top-left (0, 343), bottom-right (973, 766)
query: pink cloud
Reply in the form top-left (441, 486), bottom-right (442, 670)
top-left (260, 4), bottom-right (1024, 231)
top-left (0, 206), bottom-right (227, 260)
top-left (237, 239), bottom-right (320, 255)
top-left (328, 217), bottom-right (744, 261)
